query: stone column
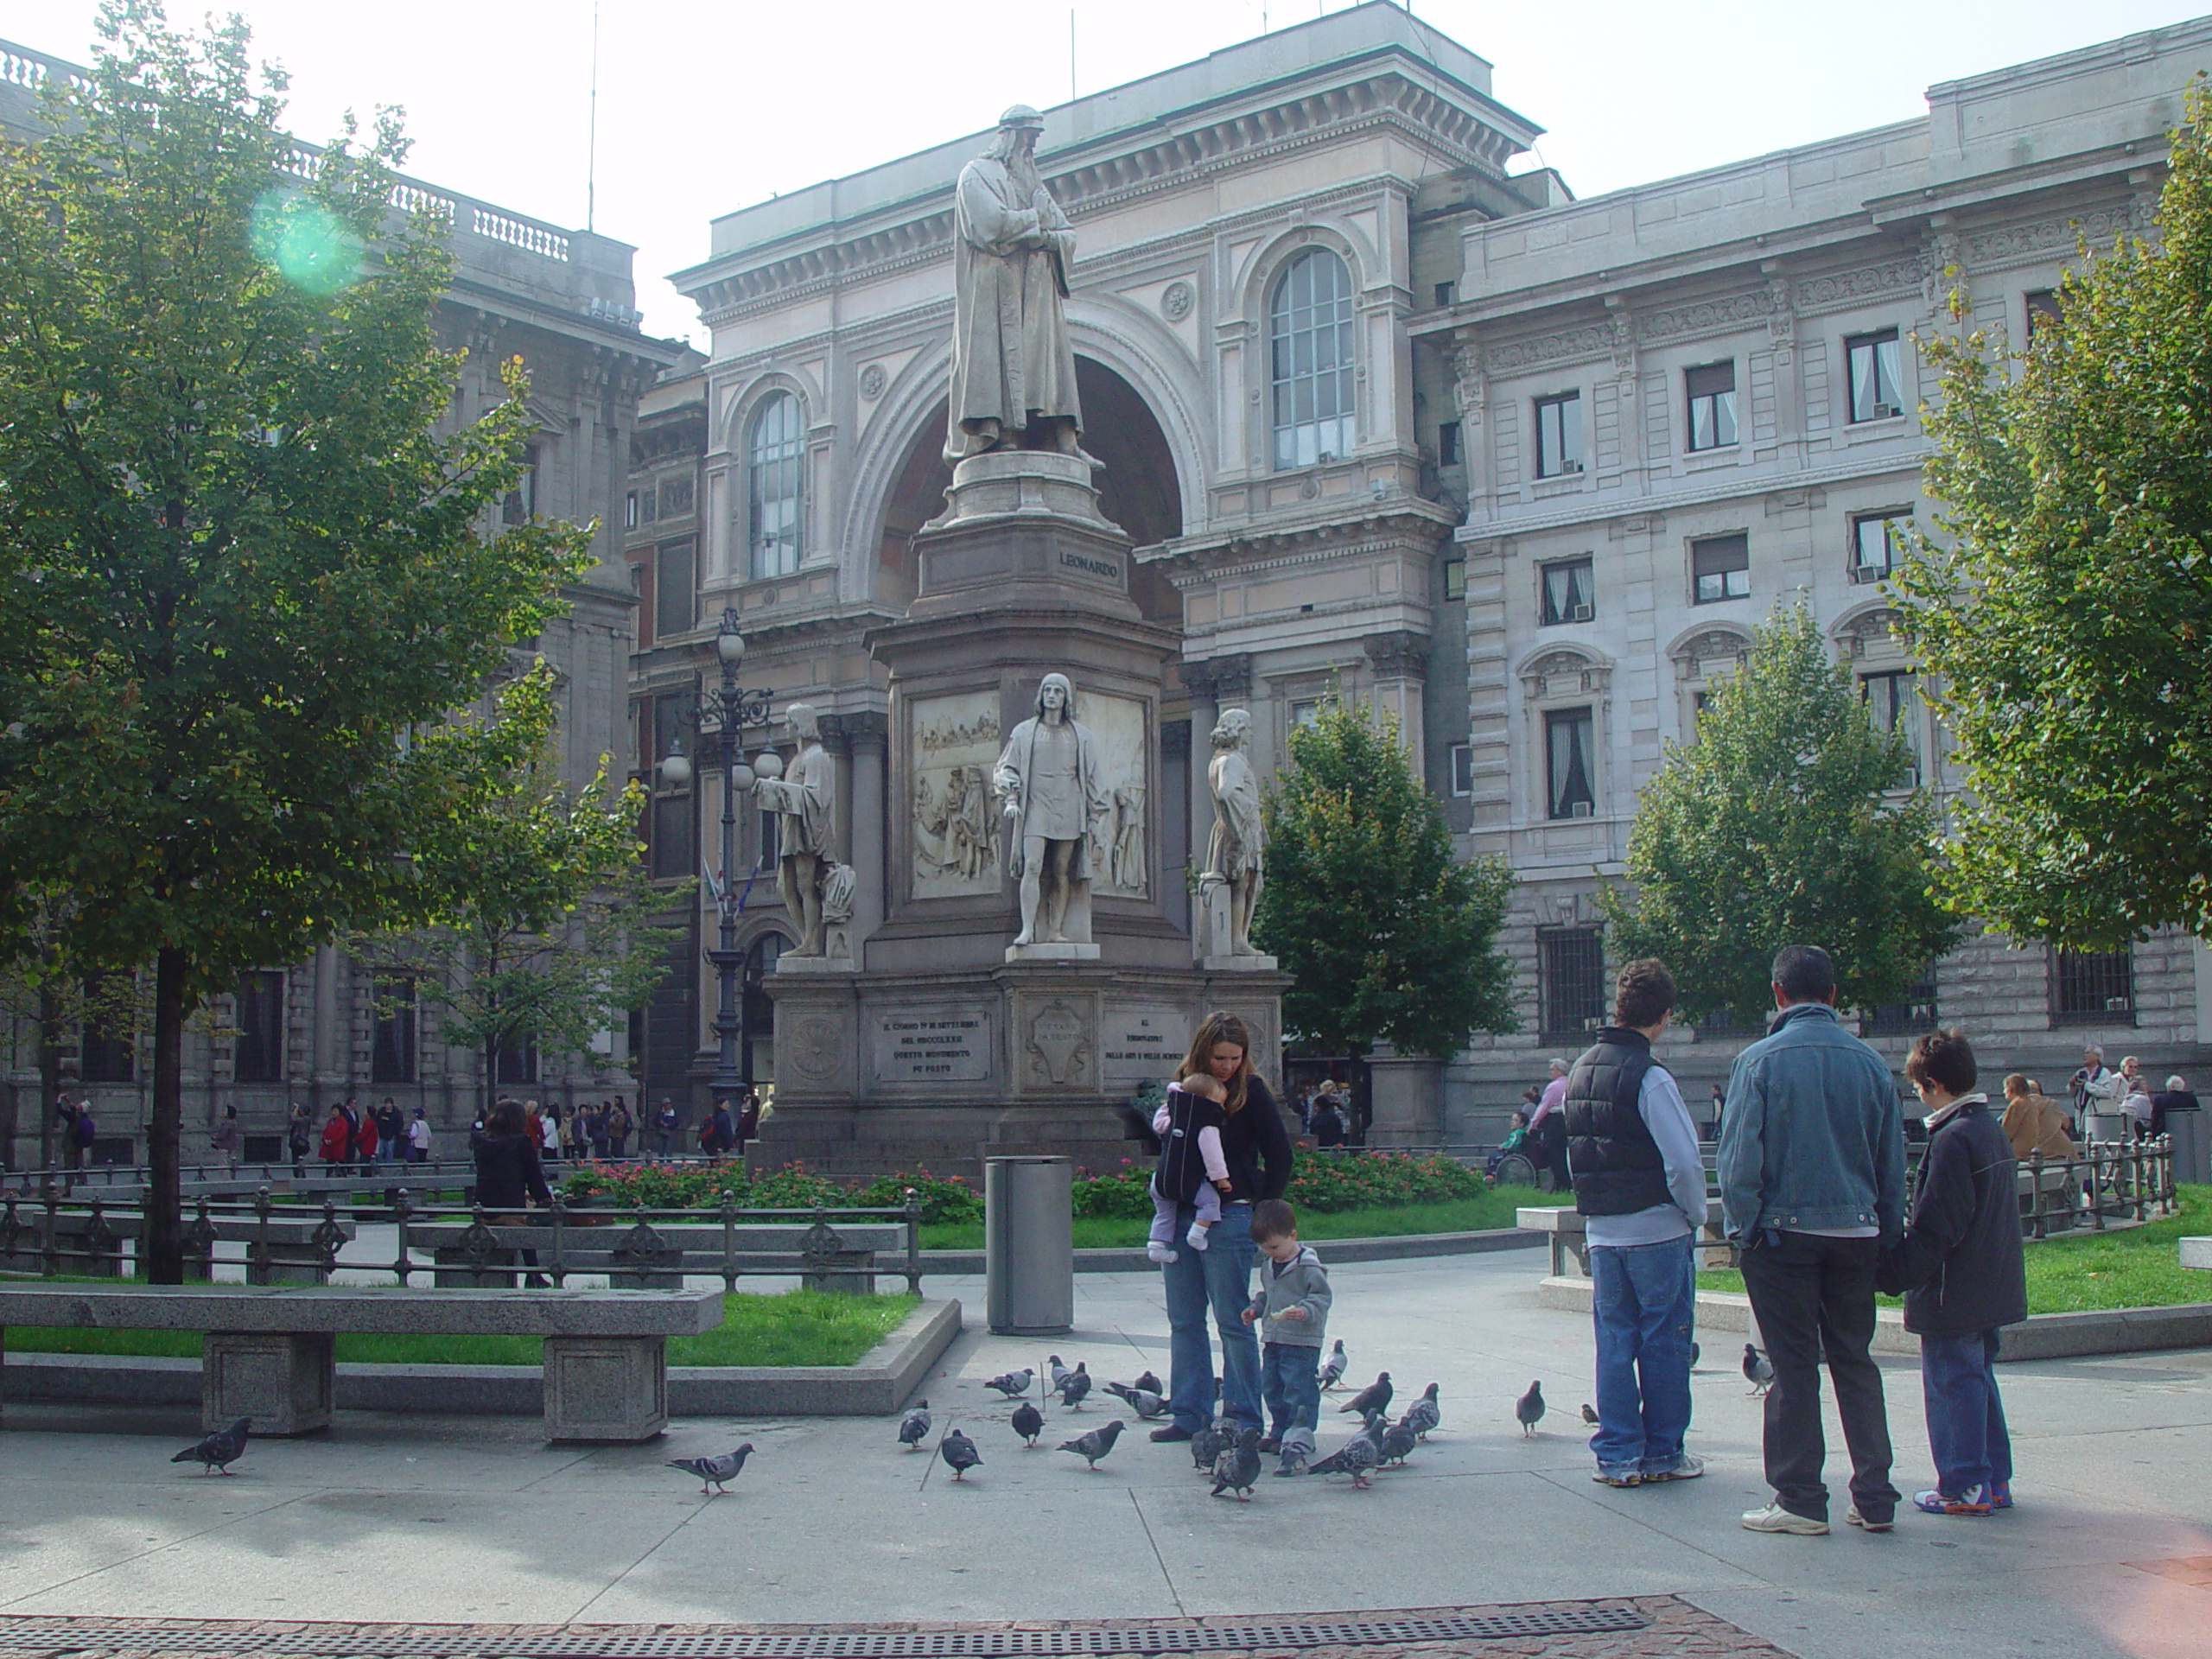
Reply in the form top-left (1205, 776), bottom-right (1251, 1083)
top-left (1363, 631), bottom-right (1428, 760)
top-left (836, 712), bottom-right (888, 954)
top-left (1160, 718), bottom-right (1191, 934)
top-left (312, 944), bottom-right (340, 1104)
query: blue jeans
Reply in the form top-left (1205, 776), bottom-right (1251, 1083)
top-left (1921, 1327), bottom-right (2012, 1497)
top-left (1261, 1342), bottom-right (1320, 1441)
top-left (1161, 1200), bottom-right (1260, 1430)
top-left (1588, 1233), bottom-right (1696, 1477)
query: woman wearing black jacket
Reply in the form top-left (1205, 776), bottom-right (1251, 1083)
top-left (1154, 1011), bottom-right (1294, 1443)
top-left (473, 1098), bottom-right (553, 1284)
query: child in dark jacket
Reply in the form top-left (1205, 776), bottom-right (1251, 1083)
top-left (1879, 1029), bottom-right (2028, 1517)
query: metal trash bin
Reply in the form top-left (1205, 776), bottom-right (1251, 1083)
top-left (985, 1155), bottom-right (1073, 1336)
top-left (2165, 1102), bottom-right (2209, 1188)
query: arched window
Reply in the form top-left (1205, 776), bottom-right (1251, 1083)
top-left (1268, 248), bottom-right (1356, 469)
top-left (747, 392), bottom-right (804, 577)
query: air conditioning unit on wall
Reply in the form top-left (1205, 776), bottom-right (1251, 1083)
top-left (1569, 801), bottom-right (1594, 818)
top-left (1569, 603), bottom-right (1593, 622)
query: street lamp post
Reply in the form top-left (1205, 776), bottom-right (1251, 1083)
top-left (659, 607), bottom-right (779, 1142)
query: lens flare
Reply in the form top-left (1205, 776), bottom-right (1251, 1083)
top-left (251, 189), bottom-right (363, 296)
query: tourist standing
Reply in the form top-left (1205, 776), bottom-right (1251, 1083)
top-left (1718, 944), bottom-right (1904, 1536)
top-left (373, 1099), bottom-right (405, 1170)
top-left (318, 1102), bottom-right (353, 1169)
top-left (586, 1102), bottom-right (611, 1162)
top-left (2069, 1046), bottom-right (2120, 1139)
top-left (408, 1107), bottom-right (432, 1164)
top-left (208, 1104), bottom-right (240, 1172)
top-left (1879, 1029), bottom-right (2026, 1516)
top-left (736, 1091), bottom-right (762, 1151)
top-left (1528, 1058), bottom-right (1572, 1191)
top-left (607, 1096), bottom-right (632, 1160)
top-left (708, 1098), bottom-right (736, 1158)
top-left (286, 1103), bottom-right (311, 1176)
top-left (655, 1097), bottom-right (679, 1157)
top-left (1154, 1010), bottom-right (1293, 1443)
top-left (1565, 959), bottom-right (1707, 1488)
top-left (471, 1097), bottom-right (553, 1287)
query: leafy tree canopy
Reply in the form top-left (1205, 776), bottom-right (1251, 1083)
top-left (1254, 696), bottom-right (1516, 1057)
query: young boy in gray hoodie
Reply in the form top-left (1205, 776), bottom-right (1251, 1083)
top-left (1243, 1198), bottom-right (1332, 1465)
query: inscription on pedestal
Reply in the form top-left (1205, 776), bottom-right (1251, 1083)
top-left (1103, 1005), bottom-right (1183, 1086)
top-left (872, 1009), bottom-right (992, 1083)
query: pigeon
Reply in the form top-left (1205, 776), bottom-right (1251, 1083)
top-left (1211, 1426), bottom-right (1262, 1500)
top-left (1273, 1426), bottom-right (1315, 1478)
top-left (173, 1416), bottom-right (251, 1476)
top-left (1317, 1338), bottom-right (1349, 1391)
top-left (1743, 1344), bottom-right (1775, 1396)
top-left (1580, 1402), bottom-right (1599, 1426)
top-left (1058, 1363), bottom-right (1091, 1409)
top-left (1134, 1370), bottom-right (1164, 1395)
top-left (1308, 1413), bottom-right (1386, 1489)
top-left (1399, 1382), bottom-right (1441, 1440)
top-left (1103, 1382), bottom-right (1169, 1419)
top-left (1046, 1354), bottom-right (1073, 1391)
top-left (898, 1400), bottom-right (931, 1449)
top-left (1191, 1419), bottom-right (1233, 1473)
top-left (1058, 1418), bottom-right (1126, 1469)
top-left (1378, 1420), bottom-right (1419, 1466)
top-left (1339, 1371), bottom-right (1392, 1418)
top-left (940, 1427), bottom-right (982, 1480)
top-left (1516, 1380), bottom-right (1546, 1436)
top-left (1010, 1401), bottom-right (1045, 1446)
top-left (984, 1369), bottom-right (1034, 1399)
top-left (666, 1443), bottom-right (753, 1495)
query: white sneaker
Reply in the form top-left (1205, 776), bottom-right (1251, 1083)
top-left (1741, 1502), bottom-right (1828, 1535)
top-left (1146, 1242), bottom-right (1178, 1264)
top-left (1642, 1454), bottom-right (1704, 1483)
top-left (1185, 1223), bottom-right (1211, 1252)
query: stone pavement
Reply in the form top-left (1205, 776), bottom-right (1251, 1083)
top-left (3, 1249), bottom-right (2209, 1659)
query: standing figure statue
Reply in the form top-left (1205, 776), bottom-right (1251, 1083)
top-left (995, 672), bottom-right (1109, 946)
top-left (1203, 708), bottom-right (1265, 957)
top-left (944, 104), bottom-right (1085, 467)
top-left (753, 702), bottom-right (838, 957)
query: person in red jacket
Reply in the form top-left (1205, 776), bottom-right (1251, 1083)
top-left (318, 1104), bottom-right (353, 1166)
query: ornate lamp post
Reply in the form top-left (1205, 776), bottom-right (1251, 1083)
top-left (658, 607), bottom-right (780, 1133)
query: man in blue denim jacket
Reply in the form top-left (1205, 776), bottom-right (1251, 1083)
top-left (1718, 944), bottom-right (1906, 1536)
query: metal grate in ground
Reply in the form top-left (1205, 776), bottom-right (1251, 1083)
top-left (0, 1606), bottom-right (1649, 1659)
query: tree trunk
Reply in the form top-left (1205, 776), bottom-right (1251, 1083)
top-left (37, 983), bottom-right (61, 1175)
top-left (146, 946), bottom-right (188, 1283)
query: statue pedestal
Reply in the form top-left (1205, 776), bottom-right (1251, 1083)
top-left (773, 954), bottom-right (855, 976)
top-left (1200, 953), bottom-right (1280, 972)
top-left (1006, 941), bottom-right (1101, 963)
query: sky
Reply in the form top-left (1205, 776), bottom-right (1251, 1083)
top-left (6, 0), bottom-right (2210, 346)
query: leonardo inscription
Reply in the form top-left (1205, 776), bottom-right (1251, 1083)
top-left (1059, 549), bottom-right (1121, 582)
top-left (873, 1011), bottom-right (991, 1083)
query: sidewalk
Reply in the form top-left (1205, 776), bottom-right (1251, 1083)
top-left (3, 1248), bottom-right (2208, 1659)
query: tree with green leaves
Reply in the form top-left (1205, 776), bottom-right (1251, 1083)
top-left (350, 668), bottom-right (683, 1120)
top-left (0, 3), bottom-right (591, 1277)
top-left (1893, 81), bottom-right (2212, 949)
top-left (1601, 606), bottom-right (1959, 1025)
top-left (1254, 697), bottom-right (1516, 1058)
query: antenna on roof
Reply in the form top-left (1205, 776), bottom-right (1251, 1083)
top-left (586, 0), bottom-right (600, 233)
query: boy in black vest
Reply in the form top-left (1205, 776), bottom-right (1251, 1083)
top-left (1563, 957), bottom-right (1709, 1486)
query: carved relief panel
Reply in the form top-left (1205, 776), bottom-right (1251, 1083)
top-left (1080, 690), bottom-right (1151, 900)
top-left (909, 691), bottom-right (1002, 899)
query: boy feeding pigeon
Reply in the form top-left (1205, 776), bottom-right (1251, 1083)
top-left (1242, 1198), bottom-right (1332, 1458)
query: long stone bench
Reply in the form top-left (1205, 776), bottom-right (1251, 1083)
top-left (404, 1220), bottom-right (907, 1292)
top-left (1517, 1199), bottom-right (1732, 1279)
top-left (0, 1282), bottom-right (721, 1442)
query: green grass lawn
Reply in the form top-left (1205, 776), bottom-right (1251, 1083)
top-left (1694, 1184), bottom-right (2212, 1316)
top-left (2, 1287), bottom-right (918, 1368)
top-left (918, 1185), bottom-right (1567, 1252)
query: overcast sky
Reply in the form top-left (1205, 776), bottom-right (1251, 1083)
top-left (7, 0), bottom-right (2210, 345)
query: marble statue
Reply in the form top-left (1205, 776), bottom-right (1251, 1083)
top-left (819, 861), bottom-right (856, 963)
top-left (1203, 708), bottom-right (1264, 957)
top-left (994, 672), bottom-right (1108, 947)
top-left (753, 702), bottom-right (837, 957)
top-left (944, 104), bottom-right (1084, 467)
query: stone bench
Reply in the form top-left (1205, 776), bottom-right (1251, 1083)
top-left (404, 1219), bottom-right (906, 1292)
top-left (0, 1210), bottom-right (355, 1285)
top-left (0, 1282), bottom-right (721, 1442)
top-left (1516, 1199), bottom-right (1730, 1279)
top-left (2181, 1237), bottom-right (2212, 1270)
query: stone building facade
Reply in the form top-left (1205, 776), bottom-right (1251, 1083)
top-left (0, 39), bottom-right (681, 1166)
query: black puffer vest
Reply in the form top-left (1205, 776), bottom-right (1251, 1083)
top-left (1561, 1028), bottom-right (1672, 1217)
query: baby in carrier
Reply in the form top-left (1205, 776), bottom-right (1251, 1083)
top-left (1149, 1078), bottom-right (1233, 1264)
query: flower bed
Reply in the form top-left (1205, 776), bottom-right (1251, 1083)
top-left (1068, 1151), bottom-right (1491, 1217)
top-left (558, 1160), bottom-right (983, 1225)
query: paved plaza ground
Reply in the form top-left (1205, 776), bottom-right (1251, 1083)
top-left (3, 1247), bottom-right (2209, 1658)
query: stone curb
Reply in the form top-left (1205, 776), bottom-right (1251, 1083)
top-left (922, 1225), bottom-right (1543, 1274)
top-left (1, 1297), bottom-right (960, 1419)
top-left (1536, 1275), bottom-right (2212, 1361)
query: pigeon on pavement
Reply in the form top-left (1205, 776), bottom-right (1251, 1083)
top-left (1399, 1382), bottom-right (1441, 1440)
top-left (984, 1369), bottom-right (1034, 1399)
top-left (1308, 1414), bottom-right (1386, 1489)
top-left (1134, 1370), bottom-right (1164, 1395)
top-left (1273, 1426), bottom-right (1315, 1478)
top-left (1339, 1371), bottom-right (1392, 1418)
top-left (1378, 1420), bottom-right (1419, 1466)
top-left (1317, 1339), bottom-right (1348, 1391)
top-left (1058, 1419), bottom-right (1126, 1469)
top-left (666, 1444), bottom-right (753, 1495)
top-left (1010, 1401), bottom-right (1045, 1446)
top-left (1046, 1354), bottom-right (1073, 1391)
top-left (173, 1417), bottom-right (251, 1476)
top-left (1211, 1426), bottom-right (1262, 1500)
top-left (1580, 1402), bottom-right (1599, 1426)
top-left (1743, 1344), bottom-right (1774, 1396)
top-left (1103, 1381), bottom-right (1170, 1418)
top-left (898, 1400), bottom-right (931, 1449)
top-left (1058, 1363), bottom-right (1091, 1408)
top-left (1191, 1419), bottom-right (1232, 1473)
top-left (940, 1428), bottom-right (983, 1480)
top-left (1516, 1380), bottom-right (1546, 1436)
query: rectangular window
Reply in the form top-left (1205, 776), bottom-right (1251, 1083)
top-left (1289, 699), bottom-right (1322, 730)
top-left (1847, 329), bottom-right (1904, 423)
top-left (2025, 289), bottom-right (2063, 342)
top-left (1540, 927), bottom-right (1607, 1039)
top-left (1433, 281), bottom-right (1456, 308)
top-left (1534, 392), bottom-right (1583, 478)
top-left (625, 491), bottom-right (639, 530)
top-left (651, 791), bottom-right (693, 882)
top-left (1861, 670), bottom-right (1919, 778)
top-left (1545, 706), bottom-right (1596, 819)
top-left (1437, 420), bottom-right (1461, 467)
top-left (232, 970), bottom-right (285, 1084)
top-left (495, 1031), bottom-right (537, 1085)
top-left (1691, 532), bottom-right (1751, 604)
top-left (1851, 512), bottom-right (1909, 582)
top-left (658, 475), bottom-right (694, 518)
top-left (1448, 742), bottom-right (1473, 797)
top-left (1861, 966), bottom-right (1938, 1037)
top-left (655, 539), bottom-right (696, 639)
top-left (501, 442), bottom-right (540, 525)
top-left (1442, 558), bottom-right (1466, 602)
top-left (1685, 361), bottom-right (1738, 452)
top-left (2053, 948), bottom-right (2134, 1026)
top-left (1540, 557), bottom-right (1595, 626)
top-left (79, 976), bottom-right (134, 1084)
top-left (371, 976), bottom-right (417, 1084)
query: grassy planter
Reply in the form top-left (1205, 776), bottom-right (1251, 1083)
top-left (922, 1185), bottom-right (1565, 1252)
